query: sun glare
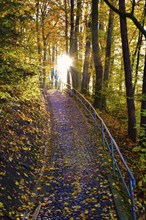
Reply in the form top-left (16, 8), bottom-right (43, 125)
top-left (57, 54), bottom-right (72, 83)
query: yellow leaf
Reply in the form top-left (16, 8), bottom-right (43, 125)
top-left (22, 147), bottom-right (30, 151)
top-left (37, 186), bottom-right (41, 191)
top-left (138, 181), bottom-right (142, 187)
top-left (15, 146), bottom-right (19, 151)
top-left (15, 181), bottom-right (19, 186)
top-left (0, 202), bottom-right (4, 208)
top-left (9, 157), bottom-right (13, 162)
top-left (46, 183), bottom-right (50, 186)
top-left (20, 179), bottom-right (25, 185)
top-left (64, 207), bottom-right (69, 213)
top-left (0, 171), bottom-right (6, 176)
top-left (21, 195), bottom-right (27, 201)
top-left (9, 211), bottom-right (15, 216)
top-left (8, 195), bottom-right (12, 200)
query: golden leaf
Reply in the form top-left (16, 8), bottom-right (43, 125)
top-left (15, 181), bottom-right (19, 186)
top-left (0, 202), bottom-right (4, 208)
top-left (0, 171), bottom-right (6, 176)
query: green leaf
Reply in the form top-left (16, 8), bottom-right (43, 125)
top-left (132, 146), bottom-right (141, 152)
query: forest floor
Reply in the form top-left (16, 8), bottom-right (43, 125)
top-left (30, 89), bottom-right (118, 220)
top-left (0, 91), bottom-right (51, 219)
top-left (0, 88), bottom-right (145, 219)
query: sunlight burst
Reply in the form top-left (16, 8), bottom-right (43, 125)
top-left (57, 54), bottom-right (72, 83)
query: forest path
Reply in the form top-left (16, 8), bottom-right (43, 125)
top-left (35, 89), bottom-right (117, 219)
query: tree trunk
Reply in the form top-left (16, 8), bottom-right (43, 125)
top-left (64, 0), bottom-right (70, 85)
top-left (119, 0), bottom-right (136, 142)
top-left (69, 0), bottom-right (81, 89)
top-left (64, 0), bottom-right (69, 54)
top-left (102, 5), bottom-right (114, 110)
top-left (74, 0), bottom-right (81, 58)
top-left (140, 56), bottom-right (146, 147)
top-left (133, 30), bottom-right (143, 93)
top-left (69, 0), bottom-right (76, 88)
top-left (42, 38), bottom-right (47, 86)
top-left (35, 0), bottom-right (42, 83)
top-left (41, 7), bottom-right (47, 87)
top-left (81, 26), bottom-right (91, 94)
top-left (70, 0), bottom-right (74, 56)
top-left (92, 0), bottom-right (103, 108)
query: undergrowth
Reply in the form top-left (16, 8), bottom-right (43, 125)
top-left (0, 77), bottom-right (51, 219)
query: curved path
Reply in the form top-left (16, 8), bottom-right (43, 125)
top-left (36, 90), bottom-right (117, 220)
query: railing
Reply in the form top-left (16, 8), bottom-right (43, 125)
top-left (60, 82), bottom-right (136, 220)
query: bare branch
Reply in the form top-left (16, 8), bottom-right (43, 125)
top-left (104, 0), bottom-right (146, 38)
top-left (131, 0), bottom-right (135, 14)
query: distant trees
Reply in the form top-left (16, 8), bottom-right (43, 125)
top-left (35, 0), bottom-right (61, 86)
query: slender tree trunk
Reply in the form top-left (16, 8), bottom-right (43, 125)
top-left (92, 0), bottom-right (103, 108)
top-left (81, 40), bottom-right (91, 94)
top-left (36, 0), bottom-right (41, 59)
top-left (35, 0), bottom-right (42, 82)
top-left (133, 6), bottom-right (145, 94)
top-left (119, 0), bottom-right (136, 142)
top-left (41, 10), bottom-right (46, 87)
top-left (42, 41), bottom-right (46, 86)
top-left (133, 31), bottom-right (143, 93)
top-left (64, 0), bottom-right (70, 85)
top-left (43, 39), bottom-right (47, 72)
top-left (81, 21), bottom-right (91, 94)
top-left (74, 0), bottom-right (81, 58)
top-left (140, 56), bottom-right (146, 147)
top-left (64, 0), bottom-right (68, 54)
top-left (102, 5), bottom-right (114, 110)
top-left (69, 0), bottom-right (76, 88)
top-left (52, 45), bottom-right (55, 63)
top-left (70, 0), bottom-right (74, 56)
top-left (69, 0), bottom-right (81, 89)
top-left (74, 0), bottom-right (82, 88)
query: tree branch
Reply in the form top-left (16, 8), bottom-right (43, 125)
top-left (131, 0), bottom-right (135, 14)
top-left (104, 0), bottom-right (146, 38)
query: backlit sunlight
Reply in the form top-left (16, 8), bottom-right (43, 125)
top-left (57, 54), bottom-right (72, 83)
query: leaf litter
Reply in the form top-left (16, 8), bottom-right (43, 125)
top-left (33, 90), bottom-right (118, 220)
top-left (0, 89), bottom-right (119, 219)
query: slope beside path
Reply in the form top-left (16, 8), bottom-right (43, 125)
top-left (34, 89), bottom-right (118, 220)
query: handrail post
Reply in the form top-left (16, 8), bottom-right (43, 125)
top-left (129, 173), bottom-right (136, 220)
top-left (111, 139), bottom-right (115, 177)
top-left (90, 105), bottom-right (92, 122)
top-left (94, 112), bottom-right (97, 132)
top-left (84, 101), bottom-right (86, 114)
top-left (72, 88), bottom-right (75, 97)
top-left (101, 124), bottom-right (105, 147)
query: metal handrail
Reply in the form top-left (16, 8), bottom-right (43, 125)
top-left (60, 82), bottom-right (136, 220)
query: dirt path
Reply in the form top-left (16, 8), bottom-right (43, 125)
top-left (36, 90), bottom-right (117, 219)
